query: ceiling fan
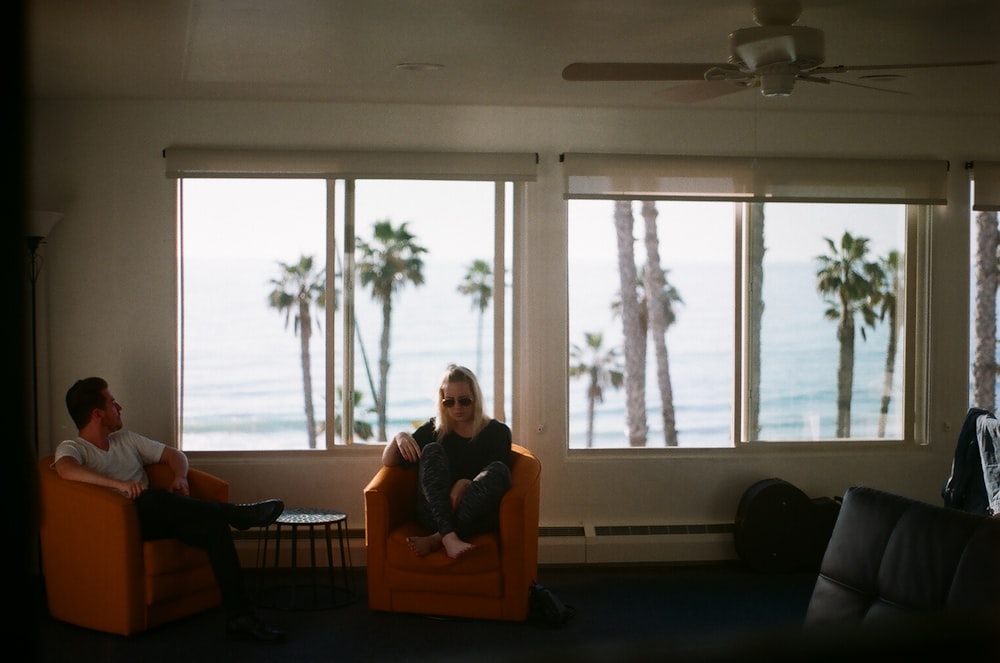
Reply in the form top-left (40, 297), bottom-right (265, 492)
top-left (562, 0), bottom-right (998, 102)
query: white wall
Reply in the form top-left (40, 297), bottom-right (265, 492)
top-left (28, 98), bottom-right (996, 562)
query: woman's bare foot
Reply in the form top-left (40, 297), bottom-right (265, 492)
top-left (406, 533), bottom-right (443, 557)
top-left (406, 532), bottom-right (475, 558)
top-left (441, 532), bottom-right (475, 559)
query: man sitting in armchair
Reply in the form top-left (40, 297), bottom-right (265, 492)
top-left (53, 376), bottom-right (287, 643)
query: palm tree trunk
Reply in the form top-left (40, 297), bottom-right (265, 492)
top-left (614, 201), bottom-right (647, 446)
top-left (877, 264), bottom-right (900, 438)
top-left (377, 297), bottom-right (393, 441)
top-left (877, 306), bottom-right (899, 438)
top-left (973, 211), bottom-right (999, 409)
top-left (299, 300), bottom-right (317, 448)
top-left (836, 316), bottom-right (855, 438)
top-left (640, 202), bottom-right (676, 446)
top-left (586, 376), bottom-right (597, 448)
top-left (476, 307), bottom-right (484, 377)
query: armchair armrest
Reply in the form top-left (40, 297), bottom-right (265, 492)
top-left (146, 463), bottom-right (229, 502)
top-left (37, 457), bottom-right (146, 630)
top-left (364, 464), bottom-right (418, 542)
top-left (499, 445), bottom-right (541, 585)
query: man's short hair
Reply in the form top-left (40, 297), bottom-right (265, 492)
top-left (65, 377), bottom-right (109, 429)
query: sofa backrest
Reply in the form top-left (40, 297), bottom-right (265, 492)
top-left (804, 486), bottom-right (1000, 628)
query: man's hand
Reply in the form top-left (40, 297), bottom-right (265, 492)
top-left (117, 480), bottom-right (146, 500)
top-left (169, 475), bottom-right (190, 496)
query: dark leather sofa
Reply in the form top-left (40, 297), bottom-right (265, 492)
top-left (798, 485), bottom-right (1000, 657)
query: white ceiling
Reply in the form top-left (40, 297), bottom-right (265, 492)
top-left (26, 0), bottom-right (1000, 115)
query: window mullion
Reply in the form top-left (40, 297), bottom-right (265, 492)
top-left (342, 180), bottom-right (357, 444)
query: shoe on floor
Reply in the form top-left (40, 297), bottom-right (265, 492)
top-left (227, 499), bottom-right (284, 530)
top-left (226, 614), bottom-right (287, 643)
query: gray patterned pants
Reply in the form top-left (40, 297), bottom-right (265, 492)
top-left (415, 442), bottom-right (512, 540)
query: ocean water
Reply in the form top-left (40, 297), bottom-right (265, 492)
top-left (567, 259), bottom-right (902, 448)
top-left (181, 257), bottom-right (902, 450)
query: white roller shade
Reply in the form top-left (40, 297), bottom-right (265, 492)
top-left (563, 153), bottom-right (947, 204)
top-left (971, 161), bottom-right (1000, 212)
top-left (164, 148), bottom-right (538, 181)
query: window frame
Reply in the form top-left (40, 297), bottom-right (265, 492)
top-left (563, 153), bottom-right (940, 450)
top-left (169, 149), bottom-right (536, 453)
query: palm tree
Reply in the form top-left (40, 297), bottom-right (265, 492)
top-left (640, 201), bottom-right (678, 446)
top-left (267, 255), bottom-right (326, 448)
top-left (874, 250), bottom-right (901, 437)
top-left (613, 201), bottom-right (648, 446)
top-left (569, 332), bottom-right (624, 448)
top-left (458, 259), bottom-right (493, 376)
top-left (331, 387), bottom-right (374, 441)
top-left (815, 232), bottom-right (883, 438)
top-left (747, 203), bottom-right (766, 440)
top-left (356, 219), bottom-right (428, 440)
top-left (972, 211), bottom-right (999, 410)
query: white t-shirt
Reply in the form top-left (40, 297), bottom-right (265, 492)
top-left (54, 430), bottom-right (166, 491)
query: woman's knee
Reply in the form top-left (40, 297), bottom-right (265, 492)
top-left (474, 461), bottom-right (511, 488)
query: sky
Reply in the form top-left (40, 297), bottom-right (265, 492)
top-left (181, 178), bottom-right (502, 263)
top-left (568, 199), bottom-right (905, 265)
top-left (182, 178), bottom-right (906, 268)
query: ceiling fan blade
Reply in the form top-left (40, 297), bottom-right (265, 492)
top-left (798, 74), bottom-right (910, 95)
top-left (655, 79), bottom-right (754, 104)
top-left (562, 62), bottom-right (736, 82)
top-left (811, 59), bottom-right (998, 75)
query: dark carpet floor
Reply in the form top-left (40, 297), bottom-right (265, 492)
top-left (30, 563), bottom-right (825, 662)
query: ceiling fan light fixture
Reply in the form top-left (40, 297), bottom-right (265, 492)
top-left (729, 25), bottom-right (824, 70)
top-left (759, 72), bottom-right (796, 97)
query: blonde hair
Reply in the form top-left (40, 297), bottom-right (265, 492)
top-left (433, 364), bottom-right (490, 440)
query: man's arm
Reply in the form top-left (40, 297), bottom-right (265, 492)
top-left (53, 456), bottom-right (143, 499)
top-left (158, 446), bottom-right (191, 495)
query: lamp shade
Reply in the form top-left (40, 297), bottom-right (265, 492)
top-left (27, 210), bottom-right (64, 238)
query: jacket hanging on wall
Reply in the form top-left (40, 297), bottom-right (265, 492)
top-left (943, 407), bottom-right (999, 516)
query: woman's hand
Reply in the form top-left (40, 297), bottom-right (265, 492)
top-left (395, 432), bottom-right (420, 463)
top-left (450, 478), bottom-right (471, 510)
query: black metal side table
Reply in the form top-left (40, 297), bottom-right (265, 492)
top-left (256, 506), bottom-right (355, 610)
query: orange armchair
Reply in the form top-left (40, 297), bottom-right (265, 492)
top-left (37, 455), bottom-right (227, 635)
top-left (364, 443), bottom-right (541, 621)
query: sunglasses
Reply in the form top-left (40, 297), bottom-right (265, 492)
top-left (442, 396), bottom-right (473, 408)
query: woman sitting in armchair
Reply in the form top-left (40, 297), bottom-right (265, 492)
top-left (381, 363), bottom-right (512, 559)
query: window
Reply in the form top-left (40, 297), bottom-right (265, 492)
top-left (968, 161), bottom-right (1000, 410)
top-left (171, 149), bottom-right (533, 451)
top-left (179, 179), bottom-right (327, 451)
top-left (564, 153), bottom-right (943, 449)
top-left (568, 200), bottom-right (734, 448)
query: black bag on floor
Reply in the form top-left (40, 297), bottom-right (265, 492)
top-left (528, 582), bottom-right (575, 627)
top-left (734, 477), bottom-right (841, 573)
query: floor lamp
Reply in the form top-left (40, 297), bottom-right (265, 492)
top-left (26, 211), bottom-right (63, 458)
